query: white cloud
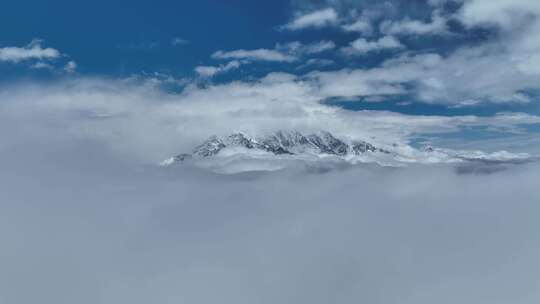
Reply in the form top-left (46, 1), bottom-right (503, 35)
top-left (458, 0), bottom-right (540, 29)
top-left (456, 0), bottom-right (540, 75)
top-left (380, 10), bottom-right (449, 36)
top-left (329, 0), bottom-right (540, 103)
top-left (212, 49), bottom-right (297, 62)
top-left (308, 67), bottom-right (409, 98)
top-left (0, 39), bottom-right (61, 63)
top-left (195, 60), bottom-right (242, 78)
top-left (311, 36), bottom-right (540, 105)
top-left (342, 18), bottom-right (374, 35)
top-left (1, 76), bottom-right (538, 163)
top-left (342, 36), bottom-right (404, 55)
top-left (211, 40), bottom-right (336, 64)
top-left (303, 40), bottom-right (336, 54)
top-left (277, 40), bottom-right (336, 55)
top-left (2, 121), bottom-right (540, 304)
top-left (282, 8), bottom-right (339, 31)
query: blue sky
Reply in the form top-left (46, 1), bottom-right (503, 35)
top-left (1, 0), bottom-right (540, 154)
top-left (0, 0), bottom-right (292, 77)
top-left (0, 0), bottom-right (490, 78)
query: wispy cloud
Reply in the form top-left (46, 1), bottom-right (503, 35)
top-left (211, 40), bottom-right (336, 64)
top-left (119, 41), bottom-right (160, 51)
top-left (195, 60), bottom-right (242, 78)
top-left (277, 40), bottom-right (336, 55)
top-left (296, 58), bottom-right (334, 70)
top-left (212, 49), bottom-right (296, 62)
top-left (380, 10), bottom-right (449, 36)
top-left (64, 61), bottom-right (77, 73)
top-left (30, 62), bottom-right (55, 70)
top-left (171, 37), bottom-right (189, 46)
top-left (342, 18), bottom-right (374, 35)
top-left (281, 8), bottom-right (339, 31)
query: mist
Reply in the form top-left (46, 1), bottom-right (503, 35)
top-left (1, 113), bottom-right (540, 304)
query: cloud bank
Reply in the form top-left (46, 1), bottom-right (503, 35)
top-left (1, 121), bottom-right (539, 304)
top-left (1, 76), bottom-right (538, 164)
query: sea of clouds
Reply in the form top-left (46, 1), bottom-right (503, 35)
top-left (1, 78), bottom-right (540, 304)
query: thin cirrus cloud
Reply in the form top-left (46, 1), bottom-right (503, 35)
top-left (0, 39), bottom-right (61, 63)
top-left (30, 62), bottom-right (55, 70)
top-left (211, 40), bottom-right (336, 64)
top-left (171, 37), bottom-right (189, 46)
top-left (296, 58), bottom-right (335, 70)
top-left (212, 49), bottom-right (297, 62)
top-left (281, 8), bottom-right (339, 31)
top-left (195, 60), bottom-right (242, 78)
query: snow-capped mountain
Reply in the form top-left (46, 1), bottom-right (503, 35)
top-left (161, 130), bottom-right (535, 173)
top-left (161, 131), bottom-right (389, 165)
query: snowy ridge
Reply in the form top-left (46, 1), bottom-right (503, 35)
top-left (161, 130), bottom-right (536, 173)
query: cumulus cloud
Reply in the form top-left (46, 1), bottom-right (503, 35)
top-left (342, 35), bottom-right (404, 55)
top-left (311, 42), bottom-right (540, 105)
top-left (458, 0), bottom-right (540, 29)
top-left (0, 39), bottom-right (61, 63)
top-left (456, 0), bottom-right (540, 75)
top-left (281, 8), bottom-right (339, 31)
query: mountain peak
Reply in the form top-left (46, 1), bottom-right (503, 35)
top-left (170, 130), bottom-right (388, 164)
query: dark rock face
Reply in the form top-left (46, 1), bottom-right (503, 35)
top-left (226, 133), bottom-right (254, 149)
top-left (171, 130), bottom-right (387, 163)
top-left (173, 153), bottom-right (192, 162)
top-left (313, 131), bottom-right (349, 155)
top-left (352, 141), bottom-right (377, 154)
top-left (423, 145), bottom-right (435, 153)
top-left (193, 137), bottom-right (226, 157)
